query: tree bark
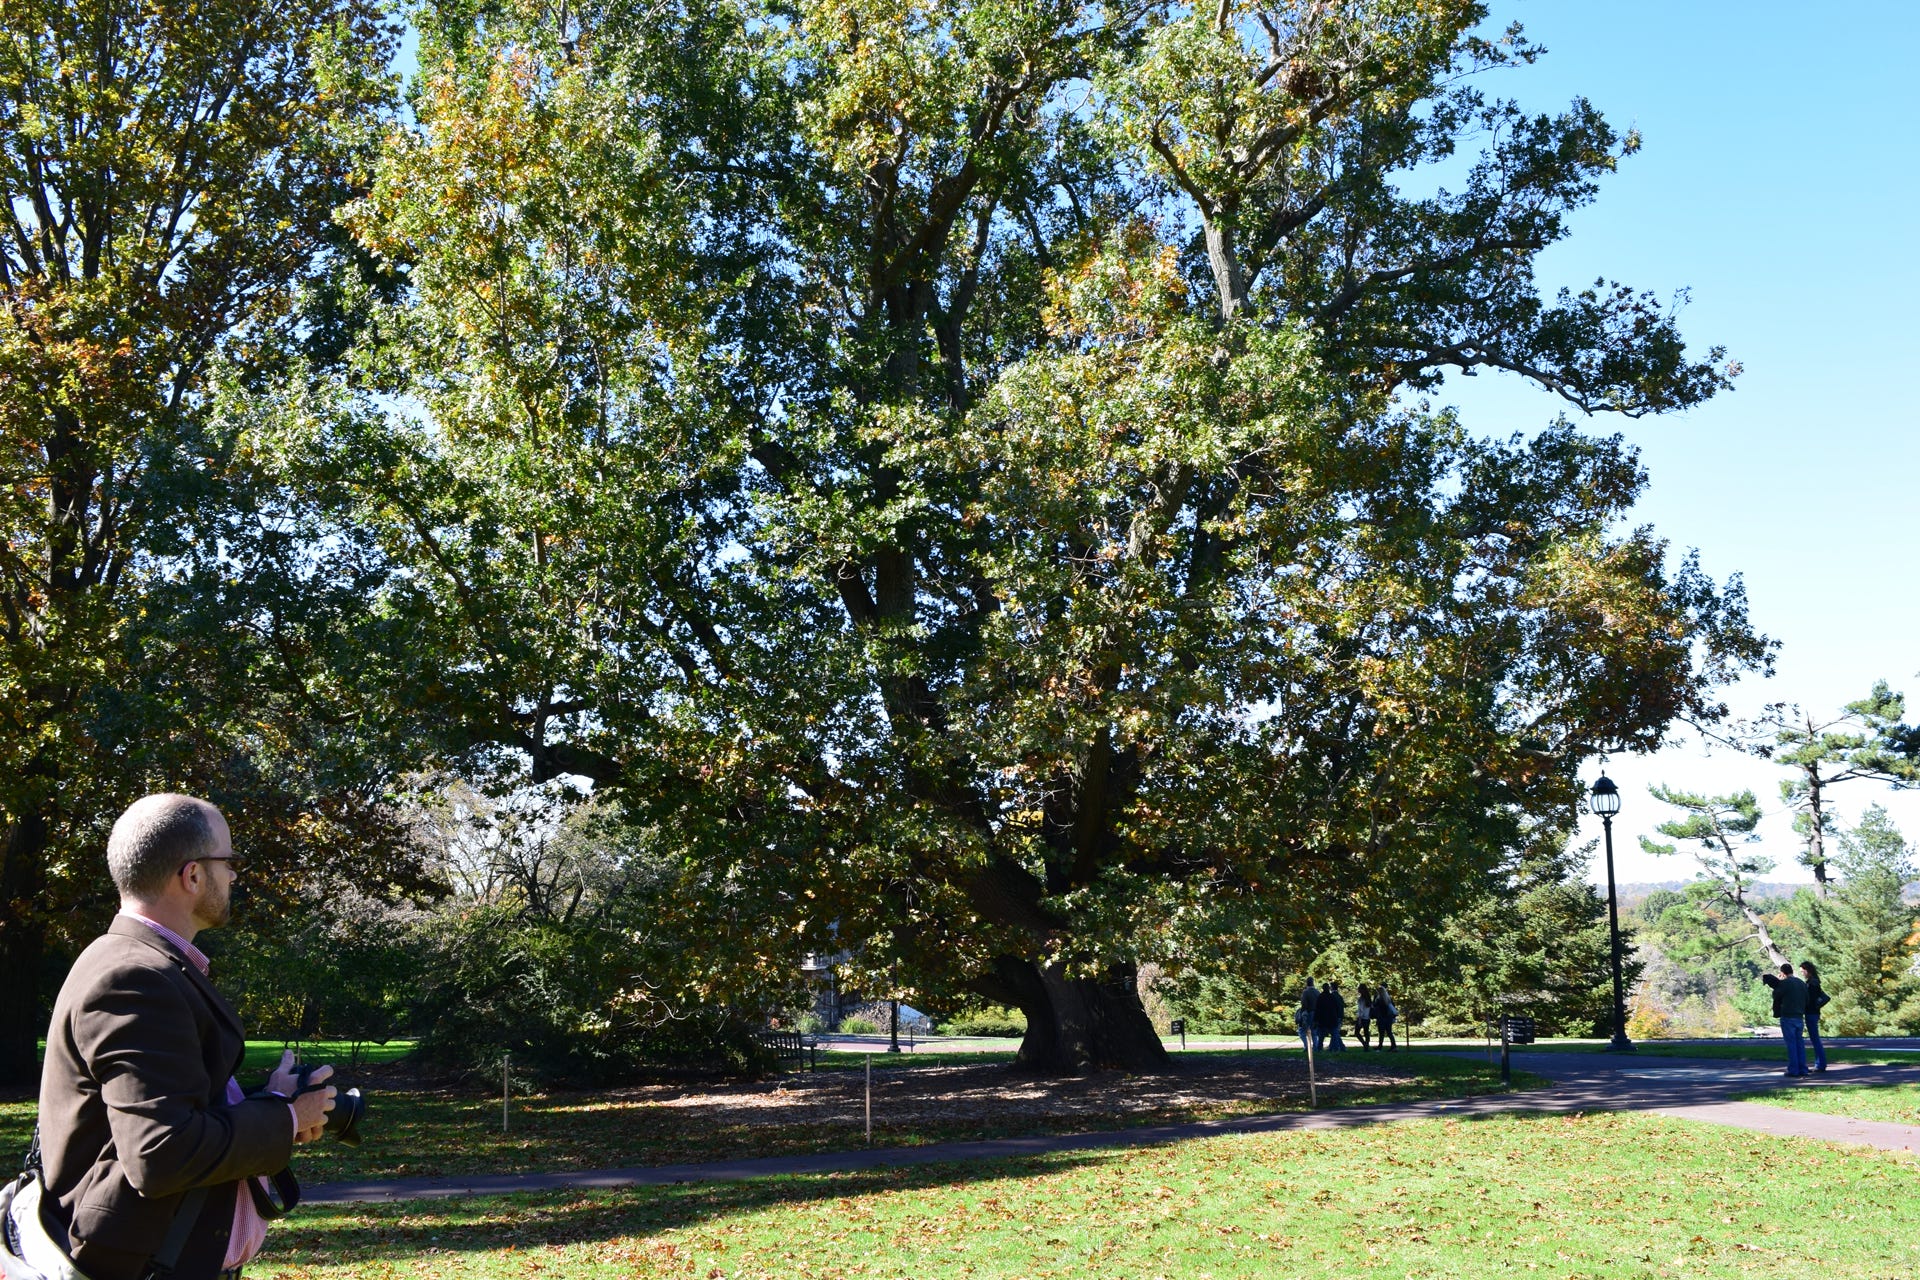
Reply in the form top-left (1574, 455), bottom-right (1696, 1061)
top-left (1804, 772), bottom-right (1830, 898)
top-left (1203, 214), bottom-right (1247, 322)
top-left (987, 956), bottom-right (1169, 1074)
top-left (1728, 890), bottom-right (1788, 969)
top-left (0, 804), bottom-right (50, 1086)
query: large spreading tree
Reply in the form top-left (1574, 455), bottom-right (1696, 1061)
top-left (268, 0), bottom-right (1768, 1072)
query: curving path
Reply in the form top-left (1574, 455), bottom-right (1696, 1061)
top-left (302, 1051), bottom-right (1920, 1205)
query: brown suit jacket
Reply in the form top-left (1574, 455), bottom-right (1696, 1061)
top-left (37, 918), bottom-right (293, 1280)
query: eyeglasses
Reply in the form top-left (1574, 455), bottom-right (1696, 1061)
top-left (178, 854), bottom-right (243, 874)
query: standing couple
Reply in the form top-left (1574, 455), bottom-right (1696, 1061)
top-left (1760, 959), bottom-right (1832, 1077)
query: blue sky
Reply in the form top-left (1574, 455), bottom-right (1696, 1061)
top-left (1436, 1), bottom-right (1920, 884)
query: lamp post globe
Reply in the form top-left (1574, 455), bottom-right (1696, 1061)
top-left (1589, 774), bottom-right (1621, 816)
top-left (1590, 774), bottom-right (1633, 1052)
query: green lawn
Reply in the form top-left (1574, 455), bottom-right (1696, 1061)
top-left (0, 1051), bottom-right (1533, 1182)
top-left (1733, 1082), bottom-right (1920, 1127)
top-left (21, 1038), bottom-right (416, 1077)
top-left (237, 1039), bottom-right (418, 1075)
top-left (247, 1109), bottom-right (1920, 1279)
top-left (811, 1048), bottom-right (1021, 1070)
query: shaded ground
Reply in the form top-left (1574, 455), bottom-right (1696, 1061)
top-left (0, 1048), bottom-right (1516, 1184)
top-left (297, 1049), bottom-right (1920, 1201)
top-left (631, 1048), bottom-right (1459, 1131)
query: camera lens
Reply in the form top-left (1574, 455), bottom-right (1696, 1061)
top-left (327, 1088), bottom-right (366, 1146)
top-left (294, 1066), bottom-right (368, 1145)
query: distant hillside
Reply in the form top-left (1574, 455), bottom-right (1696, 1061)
top-left (1616, 880), bottom-right (1920, 908)
top-left (1614, 880), bottom-right (1809, 909)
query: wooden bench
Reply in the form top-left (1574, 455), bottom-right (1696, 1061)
top-left (758, 1029), bottom-right (817, 1071)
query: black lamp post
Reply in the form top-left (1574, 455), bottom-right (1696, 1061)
top-left (1589, 774), bottom-right (1633, 1052)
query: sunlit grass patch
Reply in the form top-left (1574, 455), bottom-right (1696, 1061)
top-left (250, 1109), bottom-right (1920, 1278)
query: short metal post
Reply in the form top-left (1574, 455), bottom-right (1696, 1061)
top-left (1306, 1033), bottom-right (1317, 1109)
top-left (864, 1054), bottom-right (872, 1143)
top-left (1500, 1017), bottom-right (1511, 1088)
top-left (502, 1053), bottom-right (510, 1132)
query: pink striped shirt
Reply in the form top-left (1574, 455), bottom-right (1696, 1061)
top-left (120, 912), bottom-right (291, 1269)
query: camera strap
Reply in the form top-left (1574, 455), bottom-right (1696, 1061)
top-left (244, 1169), bottom-right (301, 1222)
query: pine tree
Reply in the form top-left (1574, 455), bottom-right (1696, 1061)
top-left (1803, 807), bottom-right (1920, 1035)
top-left (1757, 684), bottom-right (1920, 895)
top-left (1640, 786), bottom-right (1789, 966)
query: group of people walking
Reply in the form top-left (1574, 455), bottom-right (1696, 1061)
top-left (1761, 958), bottom-right (1832, 1077)
top-left (1295, 978), bottom-right (1398, 1052)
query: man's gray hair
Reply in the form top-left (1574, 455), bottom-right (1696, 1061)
top-left (108, 794), bottom-right (219, 899)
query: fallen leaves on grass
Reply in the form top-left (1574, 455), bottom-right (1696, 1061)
top-left (251, 1112), bottom-right (1920, 1280)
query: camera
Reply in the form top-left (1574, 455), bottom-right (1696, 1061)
top-left (294, 1064), bottom-right (367, 1146)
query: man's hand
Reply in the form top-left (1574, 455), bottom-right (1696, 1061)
top-left (268, 1051), bottom-right (337, 1143)
top-left (265, 1048), bottom-right (305, 1097)
top-left (291, 1076), bottom-right (336, 1143)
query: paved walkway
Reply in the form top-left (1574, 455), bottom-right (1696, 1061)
top-left (1651, 1100), bottom-right (1920, 1151)
top-left (304, 1051), bottom-right (1920, 1204)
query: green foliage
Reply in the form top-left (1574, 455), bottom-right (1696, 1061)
top-left (1632, 880), bottom-right (1804, 1029)
top-left (0, 0), bottom-right (402, 1081)
top-left (938, 1006), bottom-right (1029, 1038)
top-left (396, 788), bottom-right (808, 1084)
top-left (1795, 807), bottom-right (1920, 1035)
top-left (301, 6), bottom-right (1765, 1078)
top-left (1160, 970), bottom-right (1301, 1038)
top-left (1639, 783), bottom-right (1790, 977)
top-left (406, 901), bottom-right (769, 1084)
top-left (838, 1017), bottom-right (879, 1035)
top-left (1397, 827), bottom-right (1634, 1036)
top-left (215, 878), bottom-right (424, 1053)
top-left (6, 0), bottom-right (1772, 1081)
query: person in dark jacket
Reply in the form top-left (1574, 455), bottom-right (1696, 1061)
top-left (1799, 960), bottom-right (1831, 1072)
top-left (1314, 982), bottom-right (1347, 1052)
top-left (1768, 961), bottom-right (1810, 1077)
top-left (1372, 983), bottom-right (1399, 1050)
top-left (36, 795), bottom-right (337, 1280)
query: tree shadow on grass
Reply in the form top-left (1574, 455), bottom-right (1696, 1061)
top-left (264, 1149), bottom-right (1130, 1268)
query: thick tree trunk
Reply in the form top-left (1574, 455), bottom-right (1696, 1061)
top-left (0, 805), bottom-right (50, 1086)
top-left (1805, 778), bottom-right (1830, 899)
top-left (1203, 215), bottom-right (1247, 322)
top-left (989, 956), bottom-right (1169, 1074)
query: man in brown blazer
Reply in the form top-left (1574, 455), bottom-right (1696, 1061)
top-left (36, 795), bottom-right (336, 1280)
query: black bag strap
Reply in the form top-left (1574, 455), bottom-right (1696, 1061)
top-left (142, 1186), bottom-right (209, 1278)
